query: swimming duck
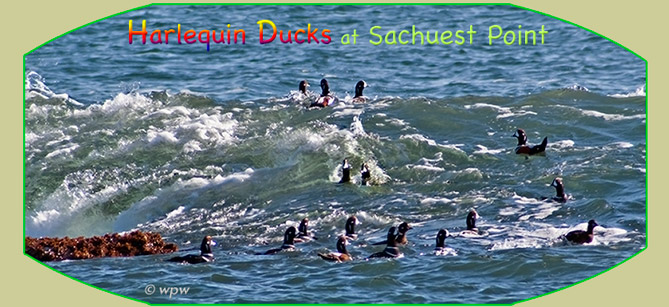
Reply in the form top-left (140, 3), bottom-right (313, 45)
top-left (459, 209), bottom-right (481, 236)
top-left (344, 216), bottom-right (359, 240)
top-left (434, 229), bottom-right (450, 255)
top-left (565, 220), bottom-right (599, 244)
top-left (256, 226), bottom-right (297, 255)
top-left (350, 80), bottom-right (368, 103)
top-left (339, 159), bottom-right (351, 183)
top-left (298, 80), bottom-right (309, 96)
top-left (513, 129), bottom-right (548, 156)
top-left (395, 222), bottom-right (412, 245)
top-left (372, 221), bottom-right (412, 245)
top-left (295, 218), bottom-right (317, 243)
top-left (167, 236), bottom-right (215, 264)
top-left (318, 235), bottom-right (352, 262)
top-left (310, 79), bottom-right (336, 108)
top-left (549, 177), bottom-right (569, 202)
top-left (360, 163), bottom-right (371, 186)
top-left (368, 227), bottom-right (403, 259)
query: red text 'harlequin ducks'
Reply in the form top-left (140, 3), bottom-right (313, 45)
top-left (167, 236), bottom-right (215, 264)
top-left (513, 129), bottom-right (548, 156)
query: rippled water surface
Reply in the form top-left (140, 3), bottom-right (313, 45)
top-left (25, 5), bottom-right (646, 304)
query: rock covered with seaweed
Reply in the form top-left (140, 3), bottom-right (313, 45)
top-left (25, 231), bottom-right (178, 262)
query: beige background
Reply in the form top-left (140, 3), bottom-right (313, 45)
top-left (2, 1), bottom-right (661, 306)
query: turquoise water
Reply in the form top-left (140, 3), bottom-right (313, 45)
top-left (25, 5), bottom-right (645, 304)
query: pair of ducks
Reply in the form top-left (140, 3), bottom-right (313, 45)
top-left (464, 208), bottom-right (599, 245)
top-left (319, 220), bottom-right (413, 262)
top-left (339, 159), bottom-right (372, 185)
top-left (256, 217), bottom-right (319, 255)
top-left (257, 216), bottom-right (358, 258)
top-left (298, 79), bottom-right (369, 107)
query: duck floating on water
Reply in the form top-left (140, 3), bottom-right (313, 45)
top-left (167, 236), bottom-right (215, 264)
top-left (368, 226), bottom-right (403, 259)
top-left (513, 129), bottom-right (548, 156)
top-left (318, 235), bottom-right (352, 262)
top-left (565, 220), bottom-right (599, 244)
top-left (295, 218), bottom-right (318, 243)
top-left (350, 80), bottom-right (369, 103)
top-left (257, 226), bottom-right (297, 255)
top-left (460, 209), bottom-right (481, 236)
top-left (344, 216), bottom-right (359, 240)
top-left (311, 79), bottom-right (336, 108)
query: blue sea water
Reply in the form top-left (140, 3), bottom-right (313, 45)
top-left (24, 5), bottom-right (646, 305)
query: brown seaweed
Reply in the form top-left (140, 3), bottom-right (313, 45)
top-left (25, 231), bottom-right (178, 262)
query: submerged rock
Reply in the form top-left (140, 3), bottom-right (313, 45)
top-left (25, 231), bottom-right (178, 262)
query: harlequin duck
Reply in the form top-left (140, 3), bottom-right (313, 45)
top-left (295, 218), bottom-right (317, 243)
top-left (394, 222), bottom-right (412, 245)
top-left (339, 159), bottom-right (351, 183)
top-left (548, 177), bottom-right (569, 202)
top-left (513, 129), bottom-right (548, 155)
top-left (167, 236), bottom-right (215, 264)
top-left (310, 79), bottom-right (336, 108)
top-left (435, 229), bottom-right (448, 250)
top-left (368, 227), bottom-right (403, 259)
top-left (360, 163), bottom-right (371, 186)
top-left (565, 220), bottom-right (599, 244)
top-left (298, 80), bottom-right (309, 96)
top-left (459, 209), bottom-right (481, 236)
top-left (350, 80), bottom-right (369, 103)
top-left (344, 215), bottom-right (359, 240)
top-left (372, 221), bottom-right (412, 245)
top-left (318, 235), bottom-right (352, 262)
top-left (256, 226), bottom-right (297, 255)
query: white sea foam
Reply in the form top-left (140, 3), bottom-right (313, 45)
top-left (473, 145), bottom-right (504, 155)
top-left (147, 130), bottom-right (179, 145)
top-left (580, 109), bottom-right (645, 121)
top-left (549, 139), bottom-right (575, 149)
top-left (113, 168), bottom-right (254, 232)
top-left (464, 103), bottom-right (536, 119)
top-left (27, 169), bottom-right (140, 237)
top-left (349, 115), bottom-right (366, 136)
top-left (420, 197), bottom-right (453, 205)
top-left (487, 222), bottom-right (632, 251)
top-left (607, 141), bottom-right (634, 149)
top-left (609, 85), bottom-right (646, 98)
top-left (399, 134), bottom-right (465, 153)
top-left (45, 143), bottom-right (80, 159)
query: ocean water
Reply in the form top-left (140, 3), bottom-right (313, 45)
top-left (24, 5), bottom-right (646, 305)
